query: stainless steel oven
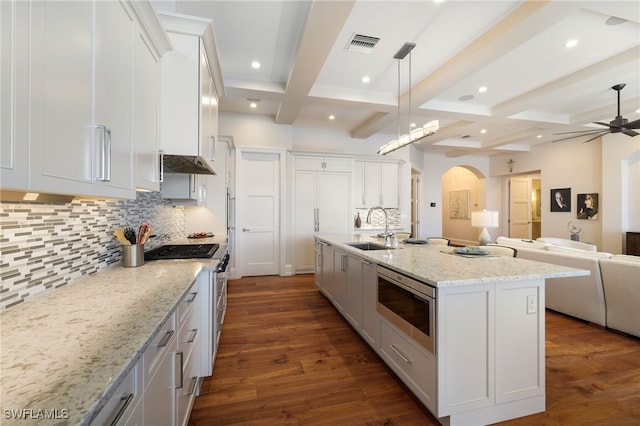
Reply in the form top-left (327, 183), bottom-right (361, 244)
top-left (377, 265), bottom-right (436, 354)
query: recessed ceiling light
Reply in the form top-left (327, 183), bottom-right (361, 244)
top-left (329, 115), bottom-right (335, 120)
top-left (636, 108), bottom-right (640, 114)
top-left (248, 98), bottom-right (260, 109)
top-left (362, 76), bottom-right (370, 84)
top-left (478, 86), bottom-right (487, 93)
top-left (564, 39), bottom-right (578, 48)
top-left (251, 61), bottom-right (261, 69)
top-left (410, 122), bottom-right (416, 128)
top-left (537, 134), bottom-right (543, 139)
top-left (480, 129), bottom-right (487, 134)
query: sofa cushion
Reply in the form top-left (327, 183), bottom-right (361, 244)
top-left (611, 254), bottom-right (640, 264)
top-left (515, 248), bottom-right (606, 326)
top-left (496, 237), bottom-right (548, 250)
top-left (599, 258), bottom-right (640, 337)
top-left (546, 245), bottom-right (612, 259)
top-left (536, 237), bottom-right (597, 252)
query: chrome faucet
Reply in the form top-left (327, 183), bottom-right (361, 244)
top-left (366, 206), bottom-right (396, 247)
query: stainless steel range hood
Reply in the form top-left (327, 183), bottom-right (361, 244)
top-left (162, 154), bottom-right (216, 175)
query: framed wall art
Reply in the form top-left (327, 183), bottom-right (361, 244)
top-left (449, 189), bottom-right (470, 219)
top-left (577, 193), bottom-right (598, 220)
top-left (550, 188), bottom-right (571, 212)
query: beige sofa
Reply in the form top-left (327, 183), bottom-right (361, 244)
top-left (497, 237), bottom-right (640, 338)
top-left (599, 255), bottom-right (640, 337)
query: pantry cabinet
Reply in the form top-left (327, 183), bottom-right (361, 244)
top-left (158, 12), bottom-right (222, 173)
top-left (353, 161), bottom-right (399, 208)
top-left (293, 156), bottom-right (351, 273)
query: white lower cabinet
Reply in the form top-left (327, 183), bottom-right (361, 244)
top-left (380, 321), bottom-right (437, 413)
top-left (89, 362), bottom-right (141, 425)
top-left (360, 259), bottom-right (378, 346)
top-left (91, 273), bottom-right (213, 425)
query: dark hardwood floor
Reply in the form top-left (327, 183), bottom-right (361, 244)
top-left (189, 274), bottom-right (640, 426)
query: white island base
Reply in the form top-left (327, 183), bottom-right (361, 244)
top-left (314, 235), bottom-right (588, 425)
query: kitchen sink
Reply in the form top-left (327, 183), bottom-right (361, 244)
top-left (345, 242), bottom-right (390, 251)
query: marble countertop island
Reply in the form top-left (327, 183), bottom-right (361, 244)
top-left (0, 240), bottom-right (225, 425)
top-left (316, 234), bottom-right (590, 286)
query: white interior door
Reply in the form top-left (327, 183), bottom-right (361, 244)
top-left (509, 177), bottom-right (532, 239)
top-left (238, 150), bottom-right (280, 276)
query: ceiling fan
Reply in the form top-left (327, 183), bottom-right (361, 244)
top-left (553, 84), bottom-right (640, 143)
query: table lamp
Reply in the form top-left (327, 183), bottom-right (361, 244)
top-left (471, 209), bottom-right (499, 245)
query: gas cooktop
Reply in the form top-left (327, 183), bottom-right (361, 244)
top-left (144, 243), bottom-right (220, 260)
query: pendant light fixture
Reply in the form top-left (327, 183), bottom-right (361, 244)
top-left (378, 42), bottom-right (439, 155)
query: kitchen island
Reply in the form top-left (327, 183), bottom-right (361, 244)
top-left (315, 234), bottom-right (589, 426)
top-left (0, 239), bottom-right (225, 425)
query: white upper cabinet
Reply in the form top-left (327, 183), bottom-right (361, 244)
top-left (158, 12), bottom-right (223, 172)
top-left (1, 0), bottom-right (29, 190)
top-left (133, 26), bottom-right (161, 191)
top-left (354, 161), bottom-right (399, 208)
top-left (29, 1), bottom-right (134, 198)
top-left (1, 0), bottom-right (170, 199)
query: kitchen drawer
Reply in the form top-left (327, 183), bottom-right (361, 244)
top-left (177, 282), bottom-right (199, 326)
top-left (175, 342), bottom-right (200, 426)
top-left (380, 320), bottom-right (436, 411)
top-left (177, 304), bottom-right (200, 363)
top-left (143, 311), bottom-right (176, 385)
top-left (89, 361), bottom-right (140, 425)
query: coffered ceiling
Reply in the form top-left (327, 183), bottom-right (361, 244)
top-left (169, 0), bottom-right (640, 157)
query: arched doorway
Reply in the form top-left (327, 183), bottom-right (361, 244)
top-left (441, 165), bottom-right (487, 246)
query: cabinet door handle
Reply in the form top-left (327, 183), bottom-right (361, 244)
top-left (341, 254), bottom-right (346, 272)
top-left (187, 329), bottom-right (198, 343)
top-left (157, 329), bottom-right (174, 348)
top-left (187, 377), bottom-right (199, 396)
top-left (187, 292), bottom-right (198, 303)
top-left (175, 351), bottom-right (184, 389)
top-left (389, 344), bottom-right (412, 364)
top-left (157, 149), bottom-right (164, 183)
top-left (94, 124), bottom-right (111, 182)
top-left (108, 393), bottom-right (134, 426)
top-left (209, 135), bottom-right (216, 161)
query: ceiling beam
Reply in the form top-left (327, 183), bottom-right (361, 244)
top-left (352, 0), bottom-right (581, 139)
top-left (275, 0), bottom-right (356, 125)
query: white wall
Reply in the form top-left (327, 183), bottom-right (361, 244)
top-left (491, 134), bottom-right (640, 253)
top-left (602, 133), bottom-right (640, 253)
top-left (413, 150), bottom-right (492, 240)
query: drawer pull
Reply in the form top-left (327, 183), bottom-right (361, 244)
top-left (186, 292), bottom-right (198, 303)
top-left (176, 352), bottom-right (184, 389)
top-left (157, 329), bottom-right (175, 348)
top-left (187, 376), bottom-right (198, 396)
top-left (389, 344), bottom-right (412, 364)
top-left (187, 329), bottom-right (198, 343)
top-left (109, 393), bottom-right (134, 426)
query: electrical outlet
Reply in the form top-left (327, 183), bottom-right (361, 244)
top-left (527, 295), bottom-right (537, 314)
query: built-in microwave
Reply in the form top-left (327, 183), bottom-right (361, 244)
top-left (377, 265), bottom-right (436, 354)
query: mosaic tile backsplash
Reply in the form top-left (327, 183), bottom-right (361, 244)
top-left (0, 192), bottom-right (183, 310)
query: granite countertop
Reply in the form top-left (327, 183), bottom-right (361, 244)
top-left (317, 234), bottom-right (589, 287)
top-left (0, 242), bottom-right (223, 425)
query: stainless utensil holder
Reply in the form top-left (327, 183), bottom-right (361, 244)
top-left (122, 244), bottom-right (144, 267)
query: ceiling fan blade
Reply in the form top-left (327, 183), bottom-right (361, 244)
top-left (553, 129), bottom-right (609, 135)
top-left (552, 130), bottom-right (609, 143)
top-left (581, 132), bottom-right (610, 143)
top-left (592, 122), bottom-right (613, 128)
top-left (625, 118), bottom-right (640, 129)
top-left (623, 129), bottom-right (639, 137)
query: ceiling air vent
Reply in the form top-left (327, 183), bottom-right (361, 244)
top-left (345, 33), bottom-right (380, 54)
